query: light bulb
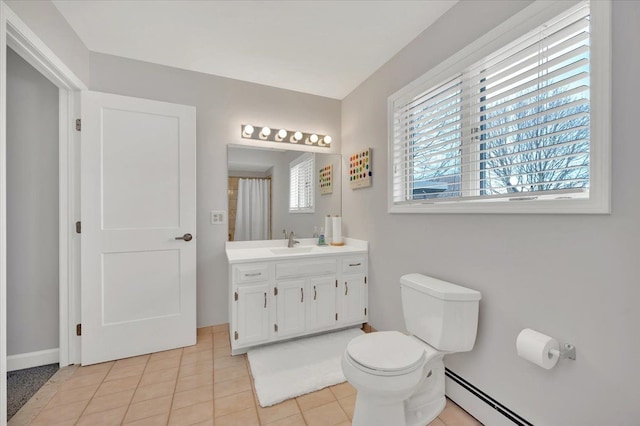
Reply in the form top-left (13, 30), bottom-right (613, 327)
top-left (293, 131), bottom-right (303, 141)
top-left (277, 129), bottom-right (287, 139)
top-left (242, 125), bottom-right (254, 137)
top-left (323, 135), bottom-right (332, 144)
top-left (310, 134), bottom-right (319, 143)
top-left (261, 127), bottom-right (271, 137)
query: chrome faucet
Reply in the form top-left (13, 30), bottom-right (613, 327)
top-left (283, 230), bottom-right (300, 248)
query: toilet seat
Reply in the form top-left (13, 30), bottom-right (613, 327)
top-left (346, 331), bottom-right (426, 376)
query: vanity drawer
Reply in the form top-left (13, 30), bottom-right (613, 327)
top-left (276, 259), bottom-right (337, 279)
top-left (234, 263), bottom-right (269, 283)
top-left (342, 256), bottom-right (366, 274)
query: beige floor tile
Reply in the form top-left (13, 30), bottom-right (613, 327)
top-left (330, 382), bottom-right (356, 400)
top-left (196, 333), bottom-right (213, 343)
top-left (213, 332), bottom-right (231, 347)
top-left (265, 413), bottom-right (307, 426)
top-left (296, 388), bottom-right (336, 412)
top-left (197, 326), bottom-right (213, 335)
top-left (439, 402), bottom-right (483, 426)
top-left (337, 395), bottom-right (356, 419)
top-left (183, 340), bottom-right (213, 355)
top-left (83, 388), bottom-right (135, 415)
top-left (76, 405), bottom-right (128, 426)
top-left (302, 401), bottom-right (349, 426)
top-left (149, 348), bottom-right (183, 362)
top-left (59, 371), bottom-right (106, 391)
top-left (113, 354), bottom-right (150, 368)
top-left (257, 399), bottom-right (300, 425)
top-left (168, 400), bottom-right (214, 425)
top-left (192, 419), bottom-right (215, 426)
top-left (214, 364), bottom-right (249, 383)
top-left (216, 406), bottom-right (260, 426)
top-left (104, 363), bottom-right (146, 382)
top-left (123, 413), bottom-right (169, 426)
top-left (71, 362), bottom-right (114, 379)
top-left (139, 367), bottom-right (179, 387)
top-left (215, 389), bottom-right (256, 417)
top-left (178, 361), bottom-right (214, 379)
top-left (429, 418), bottom-right (447, 426)
top-left (214, 346), bottom-right (233, 359)
top-left (213, 375), bottom-right (252, 399)
top-left (211, 323), bottom-right (230, 334)
top-left (132, 380), bottom-right (177, 403)
top-left (214, 354), bottom-right (246, 371)
top-left (176, 371), bottom-right (214, 393)
top-left (171, 384), bottom-right (214, 410)
top-left (145, 356), bottom-right (182, 373)
top-left (124, 394), bottom-right (173, 423)
top-left (30, 399), bottom-right (89, 425)
top-left (181, 349), bottom-right (213, 366)
top-left (44, 383), bottom-right (99, 408)
top-left (94, 375), bottom-right (141, 398)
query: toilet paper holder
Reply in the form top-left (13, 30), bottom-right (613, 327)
top-left (550, 343), bottom-right (577, 360)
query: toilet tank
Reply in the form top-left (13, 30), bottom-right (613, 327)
top-left (401, 274), bottom-right (481, 352)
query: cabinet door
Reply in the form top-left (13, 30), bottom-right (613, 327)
top-left (307, 276), bottom-right (337, 332)
top-left (341, 275), bottom-right (367, 324)
top-left (235, 284), bottom-right (270, 346)
top-left (276, 279), bottom-right (306, 338)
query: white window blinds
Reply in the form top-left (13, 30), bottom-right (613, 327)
top-left (289, 153), bottom-right (315, 213)
top-left (391, 1), bottom-right (591, 206)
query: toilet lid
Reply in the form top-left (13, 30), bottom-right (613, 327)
top-left (346, 331), bottom-right (426, 373)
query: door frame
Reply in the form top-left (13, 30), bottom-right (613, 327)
top-left (1, 1), bottom-right (86, 419)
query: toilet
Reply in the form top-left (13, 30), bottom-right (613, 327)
top-left (342, 273), bottom-right (481, 426)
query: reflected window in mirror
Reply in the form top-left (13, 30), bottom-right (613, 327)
top-left (289, 153), bottom-right (315, 214)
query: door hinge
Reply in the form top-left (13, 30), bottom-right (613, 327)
top-left (364, 308), bottom-right (367, 316)
top-left (364, 276), bottom-right (367, 284)
top-left (76, 323), bottom-right (82, 336)
top-left (274, 324), bottom-right (278, 332)
top-left (234, 331), bottom-right (238, 340)
top-left (75, 118), bottom-right (81, 131)
top-left (335, 313), bottom-right (338, 321)
top-left (274, 287), bottom-right (278, 296)
top-left (234, 291), bottom-right (238, 301)
top-left (75, 221), bottom-right (81, 234)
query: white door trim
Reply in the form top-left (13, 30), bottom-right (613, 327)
top-left (0, 2), bottom-right (86, 421)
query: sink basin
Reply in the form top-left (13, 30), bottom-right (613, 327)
top-left (270, 246), bottom-right (315, 255)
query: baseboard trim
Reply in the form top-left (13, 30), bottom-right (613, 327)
top-left (7, 348), bottom-right (59, 372)
top-left (445, 369), bottom-right (532, 426)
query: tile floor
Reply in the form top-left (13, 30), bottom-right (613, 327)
top-left (9, 324), bottom-right (483, 426)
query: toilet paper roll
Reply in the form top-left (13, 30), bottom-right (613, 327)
top-left (324, 216), bottom-right (332, 244)
top-left (331, 216), bottom-right (343, 245)
top-left (516, 328), bottom-right (559, 369)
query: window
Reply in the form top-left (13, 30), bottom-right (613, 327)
top-left (289, 153), bottom-right (315, 213)
top-left (389, 0), bottom-right (610, 214)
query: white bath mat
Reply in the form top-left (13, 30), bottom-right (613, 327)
top-left (247, 327), bottom-right (364, 407)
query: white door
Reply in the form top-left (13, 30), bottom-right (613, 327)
top-left (276, 280), bottom-right (306, 338)
top-left (307, 277), bottom-right (337, 331)
top-left (341, 275), bottom-right (366, 324)
top-left (235, 284), bottom-right (270, 346)
top-left (81, 91), bottom-right (196, 365)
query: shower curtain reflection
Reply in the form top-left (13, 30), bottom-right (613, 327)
top-left (234, 178), bottom-right (271, 241)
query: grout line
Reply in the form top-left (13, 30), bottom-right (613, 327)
top-left (117, 355), bottom-right (152, 425)
top-left (73, 361), bottom-right (117, 422)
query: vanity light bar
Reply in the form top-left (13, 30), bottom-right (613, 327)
top-left (241, 124), bottom-right (332, 148)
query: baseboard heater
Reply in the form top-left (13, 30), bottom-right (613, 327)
top-left (445, 368), bottom-right (533, 426)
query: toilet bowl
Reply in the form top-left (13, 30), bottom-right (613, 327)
top-left (342, 274), bottom-right (481, 426)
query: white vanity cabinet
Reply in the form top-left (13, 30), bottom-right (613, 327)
top-left (227, 241), bottom-right (368, 355)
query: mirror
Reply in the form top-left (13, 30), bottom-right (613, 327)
top-left (227, 145), bottom-right (341, 241)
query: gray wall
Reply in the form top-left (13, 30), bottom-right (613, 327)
top-left (6, 48), bottom-right (60, 356)
top-left (341, 1), bottom-right (640, 424)
top-left (89, 52), bottom-right (341, 327)
top-left (5, 0), bottom-right (90, 86)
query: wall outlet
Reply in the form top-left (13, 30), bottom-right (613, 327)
top-left (210, 210), bottom-right (226, 225)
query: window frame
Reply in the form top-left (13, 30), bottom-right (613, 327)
top-left (387, 0), bottom-right (611, 214)
top-left (289, 152), bottom-right (315, 214)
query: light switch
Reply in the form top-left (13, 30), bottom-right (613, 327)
top-left (210, 210), bottom-right (226, 225)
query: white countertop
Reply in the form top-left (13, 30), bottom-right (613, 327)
top-left (225, 237), bottom-right (368, 264)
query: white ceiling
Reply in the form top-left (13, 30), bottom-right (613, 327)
top-left (52, 1), bottom-right (457, 99)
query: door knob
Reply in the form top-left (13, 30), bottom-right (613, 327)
top-left (175, 233), bottom-right (193, 242)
